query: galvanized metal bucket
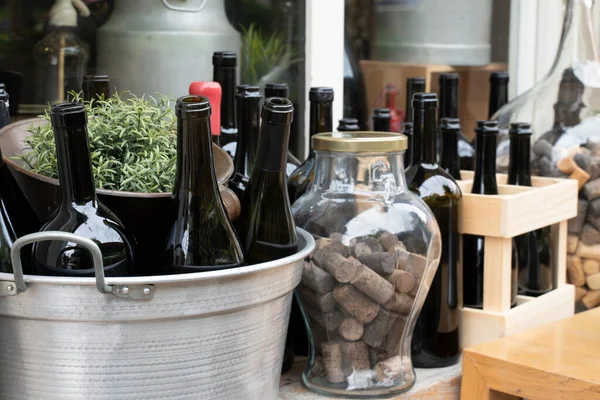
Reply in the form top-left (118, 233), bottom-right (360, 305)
top-left (0, 229), bottom-right (314, 400)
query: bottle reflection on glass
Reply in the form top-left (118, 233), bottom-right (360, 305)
top-left (33, 103), bottom-right (134, 277)
top-left (488, 72), bottom-right (509, 119)
top-left (440, 118), bottom-right (462, 180)
top-left (508, 122), bottom-right (552, 296)
top-left (407, 93), bottom-right (462, 368)
top-left (164, 96), bottom-right (245, 274)
top-left (82, 75), bottom-right (111, 103)
top-left (403, 122), bottom-right (414, 169)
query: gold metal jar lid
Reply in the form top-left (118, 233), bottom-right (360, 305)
top-left (312, 132), bottom-right (407, 153)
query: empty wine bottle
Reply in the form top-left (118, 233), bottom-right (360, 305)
top-left (288, 87), bottom-right (334, 203)
top-left (408, 93), bottom-right (462, 368)
top-left (372, 107), bottom-right (391, 131)
top-left (438, 73), bottom-right (475, 170)
top-left (164, 96), bottom-right (245, 273)
top-left (213, 51), bottom-right (238, 154)
top-left (403, 122), bottom-right (414, 168)
top-left (82, 75), bottom-right (111, 103)
top-left (229, 85), bottom-right (261, 199)
top-left (234, 97), bottom-right (298, 373)
top-left (33, 103), bottom-right (134, 277)
top-left (405, 77), bottom-right (426, 124)
top-left (440, 118), bottom-right (462, 180)
top-left (463, 121), bottom-right (518, 308)
top-left (337, 118), bottom-right (360, 132)
top-left (508, 123), bottom-right (551, 296)
top-left (489, 72), bottom-right (509, 119)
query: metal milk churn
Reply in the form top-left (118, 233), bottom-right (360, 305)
top-left (97, 0), bottom-right (240, 99)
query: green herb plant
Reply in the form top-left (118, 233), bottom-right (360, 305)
top-left (19, 91), bottom-right (177, 193)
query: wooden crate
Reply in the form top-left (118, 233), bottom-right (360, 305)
top-left (359, 60), bottom-right (508, 140)
top-left (457, 170), bottom-right (578, 348)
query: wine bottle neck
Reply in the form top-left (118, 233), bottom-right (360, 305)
top-left (220, 66), bottom-right (237, 132)
top-left (309, 101), bottom-right (333, 155)
top-left (54, 125), bottom-right (96, 205)
top-left (472, 133), bottom-right (498, 194)
top-left (414, 107), bottom-right (438, 164)
top-left (439, 85), bottom-right (459, 119)
top-left (488, 82), bottom-right (508, 118)
top-left (234, 94), bottom-right (261, 177)
top-left (508, 134), bottom-right (532, 186)
top-left (254, 120), bottom-right (291, 175)
top-left (441, 128), bottom-right (460, 175)
top-left (405, 82), bottom-right (425, 124)
top-left (175, 116), bottom-right (222, 199)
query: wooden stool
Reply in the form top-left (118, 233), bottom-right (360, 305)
top-left (461, 307), bottom-right (600, 400)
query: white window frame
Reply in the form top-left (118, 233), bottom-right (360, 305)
top-left (304, 0), bottom-right (345, 157)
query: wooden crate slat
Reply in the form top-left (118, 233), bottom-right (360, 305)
top-left (482, 237), bottom-right (514, 313)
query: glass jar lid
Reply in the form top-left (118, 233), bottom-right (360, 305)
top-left (312, 131), bottom-right (407, 153)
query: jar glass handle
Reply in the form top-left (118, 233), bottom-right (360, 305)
top-left (370, 161), bottom-right (397, 205)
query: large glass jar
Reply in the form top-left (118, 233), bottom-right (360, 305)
top-left (493, 0), bottom-right (600, 310)
top-left (292, 132), bottom-right (441, 397)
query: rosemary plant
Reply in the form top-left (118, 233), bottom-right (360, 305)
top-left (19, 91), bottom-right (177, 193)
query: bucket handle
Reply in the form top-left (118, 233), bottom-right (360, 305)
top-left (9, 231), bottom-right (155, 300)
top-left (162, 0), bottom-right (208, 12)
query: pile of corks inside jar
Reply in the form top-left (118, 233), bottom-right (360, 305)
top-left (300, 231), bottom-right (428, 387)
top-left (532, 138), bottom-right (600, 309)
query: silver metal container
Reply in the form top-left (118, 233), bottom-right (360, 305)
top-left (372, 0), bottom-right (493, 65)
top-left (97, 0), bottom-right (240, 99)
top-left (0, 229), bottom-right (314, 400)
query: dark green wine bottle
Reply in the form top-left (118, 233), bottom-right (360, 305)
top-left (489, 72), bottom-right (509, 118)
top-left (164, 95), bottom-right (245, 273)
top-left (287, 87), bottom-right (334, 203)
top-left (33, 103), bottom-right (134, 277)
top-left (213, 51), bottom-right (238, 154)
top-left (408, 93), bottom-right (462, 368)
top-left (229, 85), bottom-right (261, 199)
top-left (440, 117), bottom-right (462, 180)
top-left (508, 122), bottom-right (551, 296)
top-left (235, 97), bottom-right (298, 374)
top-left (405, 77), bottom-right (425, 124)
top-left (372, 107), bottom-right (391, 131)
top-left (403, 122), bottom-right (414, 169)
top-left (463, 121), bottom-right (518, 308)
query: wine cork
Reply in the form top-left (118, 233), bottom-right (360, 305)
top-left (319, 241), bottom-right (351, 257)
top-left (383, 314), bottom-right (408, 355)
top-left (586, 273), bottom-right (600, 290)
top-left (583, 259), bottom-right (600, 276)
top-left (297, 285), bottom-right (336, 312)
top-left (576, 242), bottom-right (600, 260)
top-left (310, 320), bottom-right (331, 355)
top-left (387, 270), bottom-right (416, 293)
top-left (582, 289), bottom-right (600, 309)
top-left (569, 200), bottom-right (588, 234)
top-left (358, 237), bottom-right (384, 253)
top-left (358, 252), bottom-right (397, 275)
top-left (378, 232), bottom-right (406, 252)
top-left (568, 235), bottom-right (579, 254)
top-left (384, 292), bottom-right (414, 314)
top-left (302, 261), bottom-right (335, 294)
top-left (322, 342), bottom-right (345, 383)
top-left (581, 224), bottom-right (600, 246)
top-left (406, 252), bottom-right (427, 281)
top-left (589, 198), bottom-right (600, 217)
top-left (350, 264), bottom-right (395, 304)
top-left (351, 242), bottom-right (372, 258)
top-left (329, 232), bottom-right (344, 242)
top-left (589, 162), bottom-right (600, 181)
top-left (368, 346), bottom-right (386, 367)
top-left (362, 308), bottom-right (397, 348)
top-left (557, 156), bottom-right (577, 174)
top-left (333, 284), bottom-right (381, 324)
top-left (312, 357), bottom-right (325, 377)
top-left (374, 356), bottom-right (402, 383)
top-left (575, 286), bottom-right (588, 301)
top-left (338, 317), bottom-right (364, 341)
top-left (570, 166), bottom-right (590, 189)
top-left (587, 214), bottom-right (600, 232)
top-left (567, 256), bottom-right (586, 287)
top-left (341, 341), bottom-right (370, 372)
top-left (305, 304), bottom-right (344, 331)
